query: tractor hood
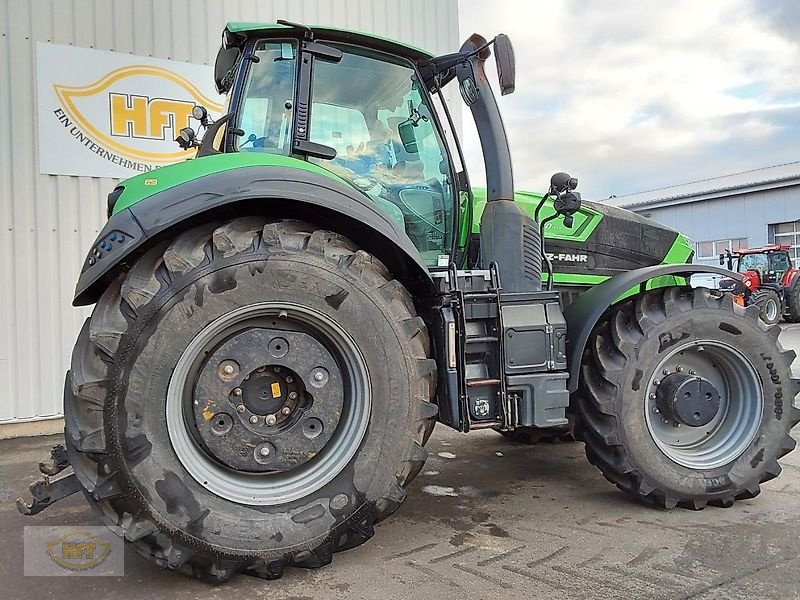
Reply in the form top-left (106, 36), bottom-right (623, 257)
top-left (472, 188), bottom-right (693, 285)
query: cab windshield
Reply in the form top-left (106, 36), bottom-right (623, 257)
top-left (738, 254), bottom-right (769, 273)
top-left (237, 40), bottom-right (456, 267)
top-left (738, 252), bottom-right (790, 274)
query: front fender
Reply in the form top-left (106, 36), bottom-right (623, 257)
top-left (74, 165), bottom-right (434, 305)
top-left (563, 264), bottom-right (742, 392)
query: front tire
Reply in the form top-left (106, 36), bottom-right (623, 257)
top-left (750, 288), bottom-right (781, 325)
top-left (575, 287), bottom-right (800, 509)
top-left (64, 218), bottom-right (437, 580)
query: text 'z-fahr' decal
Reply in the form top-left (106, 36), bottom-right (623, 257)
top-left (545, 253), bottom-right (589, 263)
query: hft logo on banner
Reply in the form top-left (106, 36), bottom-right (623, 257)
top-left (37, 43), bottom-right (225, 178)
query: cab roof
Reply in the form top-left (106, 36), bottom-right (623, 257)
top-left (735, 244), bottom-right (790, 255)
top-left (225, 22), bottom-right (435, 62)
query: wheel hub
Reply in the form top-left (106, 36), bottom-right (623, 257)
top-left (644, 340), bottom-right (764, 470)
top-left (188, 326), bottom-right (343, 474)
top-left (655, 373), bottom-right (721, 427)
top-left (239, 367), bottom-right (303, 422)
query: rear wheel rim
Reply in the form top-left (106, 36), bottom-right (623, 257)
top-left (166, 302), bottom-right (371, 506)
top-left (644, 340), bottom-right (763, 470)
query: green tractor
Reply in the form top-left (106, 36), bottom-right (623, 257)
top-left (19, 21), bottom-right (799, 582)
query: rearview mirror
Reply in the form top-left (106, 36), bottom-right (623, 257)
top-left (398, 120), bottom-right (419, 154)
top-left (493, 34), bottom-right (515, 95)
top-left (214, 46), bottom-right (241, 93)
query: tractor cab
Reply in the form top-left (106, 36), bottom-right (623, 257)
top-left (179, 21), bottom-right (522, 269)
top-left (718, 244), bottom-right (800, 323)
top-left (719, 244), bottom-right (795, 289)
top-left (223, 31), bottom-right (456, 265)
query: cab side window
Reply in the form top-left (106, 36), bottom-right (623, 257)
top-left (237, 41), bottom-right (297, 153)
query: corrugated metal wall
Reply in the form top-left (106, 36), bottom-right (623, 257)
top-left (0, 0), bottom-right (459, 423)
top-left (636, 186), bottom-right (800, 260)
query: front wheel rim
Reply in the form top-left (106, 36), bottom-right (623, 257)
top-left (644, 340), bottom-right (764, 470)
top-left (765, 298), bottom-right (779, 322)
top-left (166, 302), bottom-right (371, 506)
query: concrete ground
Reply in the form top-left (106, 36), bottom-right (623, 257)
top-left (3, 328), bottom-right (800, 599)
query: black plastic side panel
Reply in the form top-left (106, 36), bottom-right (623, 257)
top-left (563, 264), bottom-right (742, 392)
top-left (480, 200), bottom-right (541, 293)
top-left (74, 166), bottom-right (433, 305)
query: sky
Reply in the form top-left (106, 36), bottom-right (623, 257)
top-left (457, 0), bottom-right (800, 200)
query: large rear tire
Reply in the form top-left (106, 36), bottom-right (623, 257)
top-left (575, 287), bottom-right (800, 509)
top-left (64, 218), bottom-right (437, 580)
top-left (786, 284), bottom-right (800, 323)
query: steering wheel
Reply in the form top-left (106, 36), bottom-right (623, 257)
top-left (240, 133), bottom-right (268, 148)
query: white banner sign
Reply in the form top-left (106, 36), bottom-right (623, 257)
top-left (37, 43), bottom-right (225, 178)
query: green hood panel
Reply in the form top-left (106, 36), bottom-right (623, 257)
top-left (471, 188), bottom-right (602, 243)
top-left (471, 187), bottom-right (693, 282)
top-left (112, 153), bottom-right (349, 215)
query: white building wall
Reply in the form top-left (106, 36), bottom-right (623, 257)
top-left (638, 184), bottom-right (800, 265)
top-left (0, 0), bottom-right (459, 424)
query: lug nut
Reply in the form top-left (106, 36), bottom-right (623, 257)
top-left (663, 369), bottom-right (669, 376)
top-left (314, 371), bottom-right (324, 382)
top-left (259, 446), bottom-right (270, 457)
top-left (281, 406), bottom-right (291, 415)
top-left (286, 376), bottom-right (294, 384)
top-left (266, 414), bottom-right (277, 426)
top-left (233, 387), bottom-right (242, 396)
top-left (273, 366), bottom-right (281, 373)
top-left (689, 370), bottom-right (696, 375)
top-left (674, 423), bottom-right (681, 428)
top-left (653, 379), bottom-right (660, 386)
top-left (653, 407), bottom-right (660, 414)
top-left (249, 415), bottom-right (258, 424)
top-left (649, 393), bottom-right (657, 400)
top-left (676, 365), bottom-right (683, 373)
top-left (288, 391), bottom-right (298, 400)
top-left (218, 360), bottom-right (239, 379)
top-left (236, 404), bottom-right (245, 413)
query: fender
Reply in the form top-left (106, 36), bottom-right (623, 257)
top-left (563, 264), bottom-right (742, 392)
top-left (73, 165), bottom-right (434, 305)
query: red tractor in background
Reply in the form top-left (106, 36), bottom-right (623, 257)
top-left (718, 244), bottom-right (800, 324)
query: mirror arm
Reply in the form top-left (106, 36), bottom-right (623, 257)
top-left (196, 113), bottom-right (233, 158)
top-left (421, 37), bottom-right (497, 89)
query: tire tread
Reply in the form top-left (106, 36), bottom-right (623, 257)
top-left (65, 217), bottom-right (437, 581)
top-left (575, 286), bottom-right (800, 509)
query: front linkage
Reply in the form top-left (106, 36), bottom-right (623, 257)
top-left (16, 445), bottom-right (81, 516)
